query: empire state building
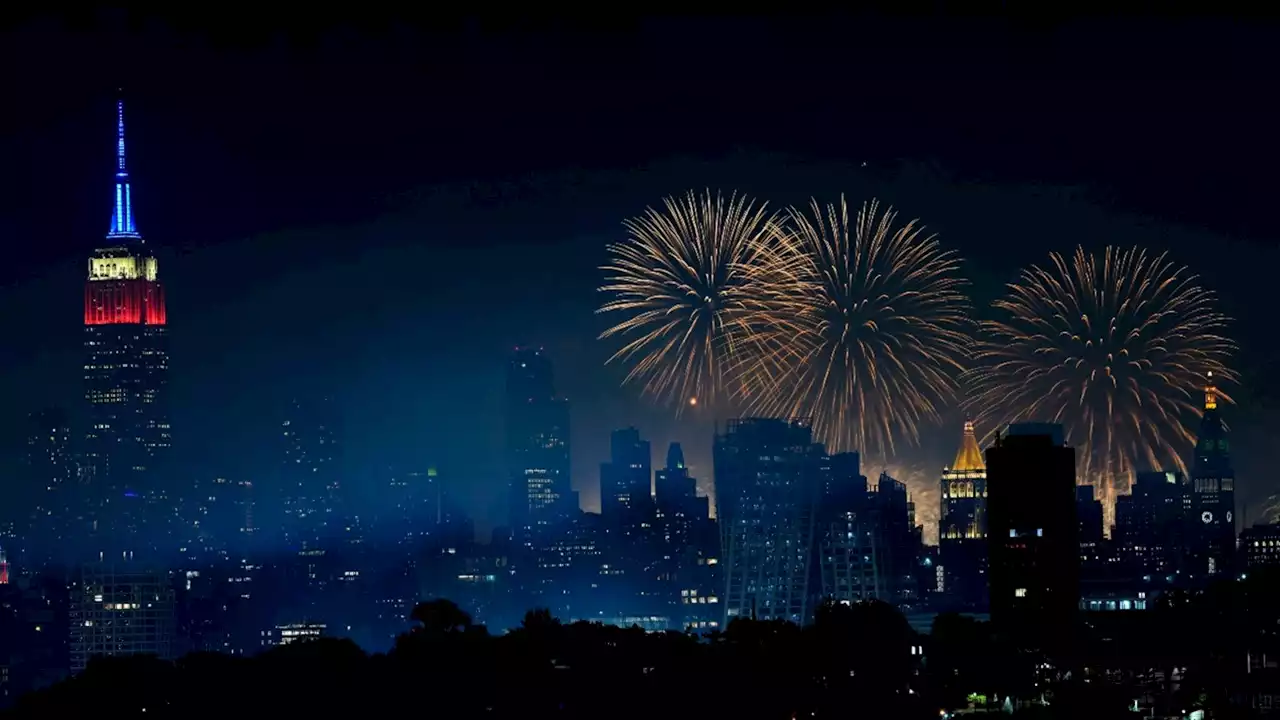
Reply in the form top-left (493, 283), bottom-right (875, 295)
top-left (82, 100), bottom-right (172, 555)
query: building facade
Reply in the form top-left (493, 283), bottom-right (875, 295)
top-left (82, 100), bottom-right (172, 558)
top-left (1187, 372), bottom-right (1235, 577)
top-left (716, 418), bottom-right (824, 625)
top-left (505, 347), bottom-right (572, 546)
top-left (69, 563), bottom-right (175, 672)
top-left (23, 409), bottom-right (74, 570)
top-left (986, 423), bottom-right (1078, 658)
top-left (938, 421), bottom-right (988, 610)
top-left (280, 397), bottom-right (344, 550)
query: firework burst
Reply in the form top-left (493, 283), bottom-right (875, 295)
top-left (597, 190), bottom-right (777, 410)
top-left (965, 245), bottom-right (1236, 520)
top-left (741, 197), bottom-right (970, 457)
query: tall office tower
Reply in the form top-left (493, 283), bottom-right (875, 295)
top-left (387, 467), bottom-right (440, 543)
top-left (220, 478), bottom-right (255, 554)
top-left (1187, 372), bottom-right (1235, 576)
top-left (654, 443), bottom-right (710, 522)
top-left (24, 409), bottom-right (74, 569)
top-left (1113, 471), bottom-right (1187, 577)
top-left (280, 397), bottom-right (343, 550)
top-left (68, 563), bottom-right (175, 672)
top-left (598, 428), bottom-right (660, 617)
top-left (867, 472), bottom-right (925, 607)
top-left (599, 427), bottom-right (652, 518)
top-left (716, 418), bottom-right (825, 625)
top-left (938, 421), bottom-right (989, 609)
top-left (505, 347), bottom-right (571, 547)
top-left (986, 423), bottom-right (1078, 658)
top-left (1076, 484), bottom-right (1106, 577)
top-left (1076, 485), bottom-right (1105, 544)
top-left (818, 452), bottom-right (878, 603)
top-left (82, 100), bottom-right (172, 557)
top-left (654, 443), bottom-right (718, 630)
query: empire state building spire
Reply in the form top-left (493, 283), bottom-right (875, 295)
top-left (107, 97), bottom-right (141, 241)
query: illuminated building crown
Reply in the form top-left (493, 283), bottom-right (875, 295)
top-left (951, 420), bottom-right (986, 472)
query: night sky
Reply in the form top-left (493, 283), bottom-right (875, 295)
top-left (3, 13), bottom-right (1280, 539)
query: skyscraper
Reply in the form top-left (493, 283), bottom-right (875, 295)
top-left (505, 347), bottom-right (571, 545)
top-left (280, 397), bottom-right (343, 550)
top-left (817, 452), bottom-right (877, 604)
top-left (866, 472), bottom-right (924, 607)
top-left (716, 418), bottom-right (824, 624)
top-left (986, 423), bottom-right (1078, 658)
top-left (82, 99), bottom-right (171, 556)
top-left (652, 443), bottom-right (720, 632)
top-left (1187, 372), bottom-right (1235, 576)
top-left (69, 563), bottom-right (175, 672)
top-left (600, 427), bottom-right (652, 518)
top-left (938, 421), bottom-right (988, 609)
top-left (24, 409), bottom-right (74, 569)
top-left (1113, 471), bottom-right (1187, 577)
top-left (654, 443), bottom-right (708, 523)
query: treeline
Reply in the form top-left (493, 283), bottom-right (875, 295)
top-left (6, 600), bottom-right (933, 719)
top-left (13, 581), bottom-right (1274, 719)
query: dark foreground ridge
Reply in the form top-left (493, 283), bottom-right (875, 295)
top-left (9, 574), bottom-right (1275, 720)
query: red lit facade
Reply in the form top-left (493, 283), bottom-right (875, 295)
top-left (84, 278), bottom-right (166, 326)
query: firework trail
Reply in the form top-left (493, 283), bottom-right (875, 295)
top-left (965, 245), bottom-right (1236, 529)
top-left (597, 190), bottom-right (777, 411)
top-left (740, 197), bottom-right (970, 458)
top-left (1260, 494), bottom-right (1280, 526)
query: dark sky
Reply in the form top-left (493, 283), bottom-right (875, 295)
top-left (3, 13), bottom-right (1279, 537)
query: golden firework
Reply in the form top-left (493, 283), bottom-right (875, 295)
top-left (597, 190), bottom-right (777, 410)
top-left (965, 245), bottom-right (1237, 526)
top-left (741, 197), bottom-right (971, 457)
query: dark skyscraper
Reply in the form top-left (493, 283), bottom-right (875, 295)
top-left (817, 452), bottom-right (877, 604)
top-left (23, 408), bottom-right (74, 568)
top-left (600, 427), bottom-right (652, 518)
top-left (82, 100), bottom-right (171, 555)
top-left (1114, 471), bottom-right (1187, 577)
top-left (505, 347), bottom-right (572, 545)
top-left (654, 443), bottom-right (719, 632)
top-left (280, 396), bottom-right (343, 550)
top-left (654, 443), bottom-right (708, 523)
top-left (1187, 372), bottom-right (1235, 576)
top-left (986, 423), bottom-right (1078, 658)
top-left (716, 418), bottom-right (824, 625)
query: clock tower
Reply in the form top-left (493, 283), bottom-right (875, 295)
top-left (1187, 372), bottom-right (1235, 576)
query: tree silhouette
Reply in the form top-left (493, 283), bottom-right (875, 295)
top-left (8, 594), bottom-right (1250, 719)
top-left (408, 597), bottom-right (473, 634)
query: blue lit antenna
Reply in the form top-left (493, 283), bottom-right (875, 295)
top-left (106, 96), bottom-right (141, 240)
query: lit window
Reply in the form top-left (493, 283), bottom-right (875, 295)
top-left (1014, 588), bottom-right (1027, 598)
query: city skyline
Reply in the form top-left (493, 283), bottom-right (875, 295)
top-left (4, 16), bottom-right (1280, 716)
top-left (3, 18), bottom-right (1280, 542)
top-left (1, 106), bottom-right (1274, 543)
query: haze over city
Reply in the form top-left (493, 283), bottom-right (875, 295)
top-left (2, 12), bottom-right (1280, 718)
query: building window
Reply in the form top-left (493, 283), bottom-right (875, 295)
top-left (1014, 588), bottom-right (1027, 598)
